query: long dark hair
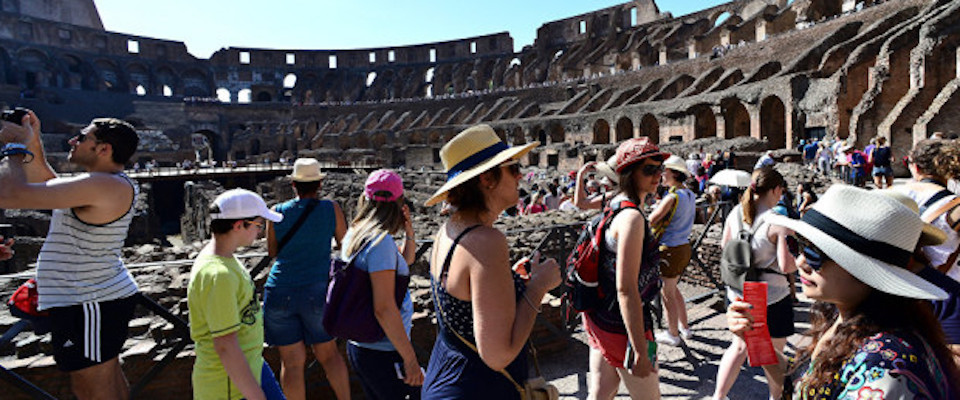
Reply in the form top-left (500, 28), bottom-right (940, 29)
top-left (798, 292), bottom-right (960, 392)
top-left (740, 166), bottom-right (784, 225)
top-left (617, 155), bottom-right (664, 205)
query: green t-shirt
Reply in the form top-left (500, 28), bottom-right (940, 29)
top-left (187, 253), bottom-right (264, 400)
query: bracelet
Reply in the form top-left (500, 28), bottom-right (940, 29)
top-left (0, 145), bottom-right (33, 163)
top-left (522, 291), bottom-right (542, 313)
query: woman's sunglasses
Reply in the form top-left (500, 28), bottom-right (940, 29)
top-left (640, 163), bottom-right (664, 176)
top-left (501, 160), bottom-right (521, 176)
top-left (798, 236), bottom-right (829, 271)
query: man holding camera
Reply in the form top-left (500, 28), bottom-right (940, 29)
top-left (0, 109), bottom-right (141, 400)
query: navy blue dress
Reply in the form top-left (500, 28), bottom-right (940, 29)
top-left (422, 226), bottom-right (528, 400)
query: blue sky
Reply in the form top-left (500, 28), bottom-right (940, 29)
top-left (94, 1), bottom-right (728, 59)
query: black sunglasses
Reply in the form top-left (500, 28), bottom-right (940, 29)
top-left (501, 160), bottom-right (521, 176)
top-left (798, 236), bottom-right (829, 271)
top-left (76, 131), bottom-right (102, 144)
top-left (640, 163), bottom-right (664, 176)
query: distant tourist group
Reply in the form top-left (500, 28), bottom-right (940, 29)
top-left (1, 110), bottom-right (959, 399)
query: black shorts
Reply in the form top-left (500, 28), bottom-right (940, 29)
top-left (766, 295), bottom-right (796, 339)
top-left (48, 294), bottom-right (138, 372)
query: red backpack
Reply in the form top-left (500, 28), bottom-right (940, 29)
top-left (7, 278), bottom-right (51, 334)
top-left (565, 200), bottom-right (637, 312)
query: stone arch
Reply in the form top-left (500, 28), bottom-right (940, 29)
top-left (238, 88), bottom-right (252, 103)
top-left (549, 124), bottom-right (565, 144)
top-left (721, 98), bottom-right (750, 139)
top-left (94, 59), bottom-right (123, 92)
top-left (192, 129), bottom-right (221, 161)
top-left (615, 117), bottom-right (633, 142)
top-left (639, 114), bottom-right (659, 143)
top-left (256, 91), bottom-right (272, 102)
top-left (216, 88), bottom-right (231, 103)
top-left (60, 53), bottom-right (96, 90)
top-left (353, 133), bottom-right (370, 149)
top-left (154, 66), bottom-right (178, 96)
top-left (409, 131), bottom-right (426, 145)
top-left (692, 105), bottom-right (716, 139)
top-left (593, 119), bottom-right (611, 144)
top-left (511, 127), bottom-right (525, 145)
top-left (126, 62), bottom-right (150, 94)
top-left (181, 69), bottom-right (212, 97)
top-left (371, 133), bottom-right (388, 148)
top-left (760, 96), bottom-right (787, 149)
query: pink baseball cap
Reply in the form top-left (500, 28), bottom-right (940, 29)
top-left (364, 169), bottom-right (403, 202)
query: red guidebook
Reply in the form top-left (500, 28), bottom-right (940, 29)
top-left (742, 282), bottom-right (778, 366)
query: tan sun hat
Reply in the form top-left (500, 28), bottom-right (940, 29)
top-left (595, 155), bottom-right (619, 185)
top-left (878, 189), bottom-right (946, 247)
top-left (288, 158), bottom-right (325, 182)
top-left (425, 125), bottom-right (538, 206)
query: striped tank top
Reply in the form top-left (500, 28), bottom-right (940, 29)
top-left (36, 173), bottom-right (139, 310)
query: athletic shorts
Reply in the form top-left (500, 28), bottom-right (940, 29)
top-left (766, 295), bottom-right (796, 339)
top-left (49, 294), bottom-right (138, 372)
top-left (263, 280), bottom-right (333, 346)
top-left (659, 243), bottom-right (692, 278)
top-left (583, 312), bottom-right (656, 369)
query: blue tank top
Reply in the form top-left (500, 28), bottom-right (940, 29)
top-left (266, 199), bottom-right (335, 288)
top-left (660, 189), bottom-right (696, 247)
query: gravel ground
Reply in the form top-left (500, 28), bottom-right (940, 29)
top-left (540, 281), bottom-right (813, 399)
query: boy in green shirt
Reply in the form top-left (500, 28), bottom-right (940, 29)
top-left (188, 189), bottom-right (284, 400)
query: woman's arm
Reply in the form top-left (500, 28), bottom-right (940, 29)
top-left (370, 268), bottom-right (423, 386)
top-left (332, 200), bottom-right (347, 249)
top-left (400, 204), bottom-right (416, 265)
top-left (648, 194), bottom-right (676, 226)
top-left (612, 210), bottom-right (655, 377)
top-left (466, 228), bottom-right (560, 370)
top-left (573, 162), bottom-right (597, 210)
top-left (769, 225), bottom-right (797, 274)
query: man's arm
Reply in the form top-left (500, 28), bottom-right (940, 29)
top-left (0, 161), bottom-right (129, 212)
top-left (212, 332), bottom-right (266, 400)
top-left (0, 113), bottom-right (57, 183)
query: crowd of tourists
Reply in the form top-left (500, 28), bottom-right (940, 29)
top-left (1, 108), bottom-right (960, 400)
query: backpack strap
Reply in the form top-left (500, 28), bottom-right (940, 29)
top-left (439, 224), bottom-right (482, 286)
top-left (276, 199), bottom-right (319, 254)
top-left (921, 190), bottom-right (953, 215)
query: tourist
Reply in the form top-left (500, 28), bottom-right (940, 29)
top-left (712, 167), bottom-right (797, 400)
top-left (263, 158), bottom-right (350, 400)
top-left (524, 191), bottom-right (546, 215)
top-left (583, 137), bottom-right (667, 399)
top-left (650, 155), bottom-right (696, 346)
top-left (686, 153), bottom-right (701, 177)
top-left (341, 169), bottom-right (423, 399)
top-left (0, 111), bottom-right (143, 399)
top-left (558, 187), bottom-right (579, 212)
top-left (868, 136), bottom-right (894, 188)
top-left (802, 139), bottom-right (818, 170)
top-left (543, 183), bottom-right (560, 210)
top-left (422, 125), bottom-right (560, 399)
top-left (816, 141), bottom-right (833, 176)
top-left (0, 235), bottom-right (12, 261)
top-left (188, 189), bottom-right (285, 400)
top-left (795, 182), bottom-right (818, 216)
top-left (842, 143), bottom-right (866, 187)
top-left (727, 185), bottom-right (960, 398)
top-left (754, 150), bottom-right (776, 170)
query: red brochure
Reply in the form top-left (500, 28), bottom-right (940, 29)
top-left (742, 282), bottom-right (778, 367)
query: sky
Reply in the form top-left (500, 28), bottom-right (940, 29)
top-left (93, 0), bottom-right (728, 59)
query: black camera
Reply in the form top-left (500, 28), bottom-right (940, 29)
top-left (1, 108), bottom-right (28, 125)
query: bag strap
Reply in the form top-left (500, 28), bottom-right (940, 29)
top-left (652, 188), bottom-right (680, 239)
top-left (276, 199), bottom-right (320, 254)
top-left (921, 190), bottom-right (953, 214)
top-left (431, 224), bottom-right (525, 397)
top-left (922, 196), bottom-right (960, 225)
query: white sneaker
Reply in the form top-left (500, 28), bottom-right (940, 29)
top-left (655, 331), bottom-right (681, 346)
top-left (680, 327), bottom-right (692, 339)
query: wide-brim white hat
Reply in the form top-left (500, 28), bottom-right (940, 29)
top-left (767, 185), bottom-right (947, 300)
top-left (595, 155), bottom-right (619, 185)
top-left (426, 125), bottom-right (538, 206)
top-left (663, 155), bottom-right (689, 177)
top-left (288, 158), bottom-right (326, 182)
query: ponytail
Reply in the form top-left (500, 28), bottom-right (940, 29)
top-left (740, 166), bottom-right (785, 226)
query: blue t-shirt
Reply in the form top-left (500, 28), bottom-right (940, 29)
top-left (267, 199), bottom-right (335, 288)
top-left (803, 143), bottom-right (818, 159)
top-left (342, 232), bottom-right (413, 352)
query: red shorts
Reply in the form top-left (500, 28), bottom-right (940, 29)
top-left (583, 313), bottom-right (654, 369)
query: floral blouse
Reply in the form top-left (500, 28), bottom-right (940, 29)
top-left (795, 332), bottom-right (952, 399)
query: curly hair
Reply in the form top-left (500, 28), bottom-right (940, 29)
top-left (910, 139), bottom-right (960, 179)
top-left (798, 291), bottom-right (960, 392)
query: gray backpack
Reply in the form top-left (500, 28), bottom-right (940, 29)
top-left (720, 208), bottom-right (761, 291)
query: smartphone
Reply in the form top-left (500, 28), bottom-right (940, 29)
top-left (394, 362), bottom-right (405, 380)
top-left (624, 340), bottom-right (658, 370)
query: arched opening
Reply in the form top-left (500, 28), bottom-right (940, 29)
top-left (713, 11), bottom-right (731, 27)
top-left (425, 84), bottom-right (433, 98)
top-left (256, 91), bottom-right (272, 102)
top-left (283, 73), bottom-right (297, 89)
top-left (181, 69), bottom-right (211, 97)
top-left (249, 138), bottom-right (261, 156)
top-left (537, 129), bottom-right (547, 145)
top-left (511, 127), bottom-right (524, 145)
top-left (424, 67), bottom-right (434, 83)
top-left (217, 88), bottom-right (231, 103)
top-left (366, 71), bottom-right (377, 87)
top-left (639, 114), bottom-right (660, 143)
top-left (162, 85), bottom-right (173, 97)
top-left (615, 117), bottom-right (633, 142)
top-left (760, 96), bottom-right (787, 149)
top-left (721, 98), bottom-right (750, 139)
top-left (192, 130), bottom-right (220, 162)
top-left (593, 119), bottom-right (611, 144)
top-left (135, 85), bottom-right (146, 96)
top-left (549, 124), bottom-right (565, 144)
top-left (509, 58), bottom-right (521, 68)
top-left (238, 88), bottom-right (252, 103)
top-left (692, 106), bottom-right (716, 139)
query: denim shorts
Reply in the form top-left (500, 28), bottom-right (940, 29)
top-left (872, 165), bottom-right (893, 177)
top-left (263, 280), bottom-right (334, 346)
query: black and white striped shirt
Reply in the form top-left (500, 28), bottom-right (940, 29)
top-left (36, 173), bottom-right (139, 310)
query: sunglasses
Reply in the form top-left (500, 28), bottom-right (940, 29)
top-left (244, 220), bottom-right (265, 231)
top-left (76, 131), bottom-right (102, 144)
top-left (501, 160), bottom-right (521, 176)
top-left (798, 236), bottom-right (829, 271)
top-left (640, 163), bottom-right (665, 176)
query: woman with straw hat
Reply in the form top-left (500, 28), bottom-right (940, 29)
top-left (264, 158), bottom-right (350, 400)
top-left (650, 155), bottom-right (696, 347)
top-left (573, 155), bottom-right (620, 210)
top-left (727, 185), bottom-right (960, 398)
top-left (422, 125), bottom-right (561, 399)
top-left (583, 137), bottom-right (668, 399)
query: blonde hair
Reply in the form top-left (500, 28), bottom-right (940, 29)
top-left (342, 194), bottom-right (406, 258)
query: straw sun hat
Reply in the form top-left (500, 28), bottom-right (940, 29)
top-left (426, 125), bottom-right (538, 206)
top-left (767, 185), bottom-right (947, 300)
top-left (288, 158), bottom-right (326, 182)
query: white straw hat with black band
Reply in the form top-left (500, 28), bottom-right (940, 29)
top-left (426, 124), bottom-right (538, 206)
top-left (767, 185), bottom-right (947, 300)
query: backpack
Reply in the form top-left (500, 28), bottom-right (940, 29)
top-left (720, 208), bottom-right (762, 292)
top-left (7, 278), bottom-right (51, 334)
top-left (565, 200), bottom-right (661, 314)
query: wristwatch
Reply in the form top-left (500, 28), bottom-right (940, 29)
top-left (1, 143), bottom-right (34, 163)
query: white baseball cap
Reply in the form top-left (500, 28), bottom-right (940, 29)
top-left (210, 188), bottom-right (283, 222)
